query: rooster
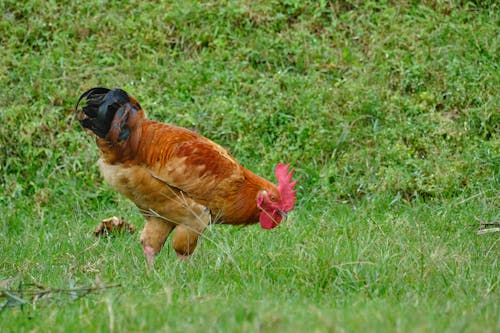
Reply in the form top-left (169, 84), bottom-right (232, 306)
top-left (76, 87), bottom-right (297, 266)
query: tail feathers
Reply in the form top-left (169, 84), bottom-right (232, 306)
top-left (76, 87), bottom-right (131, 138)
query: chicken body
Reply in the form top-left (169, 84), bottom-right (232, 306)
top-left (76, 88), bottom-right (296, 265)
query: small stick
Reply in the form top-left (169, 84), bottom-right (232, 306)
top-left (0, 283), bottom-right (121, 298)
top-left (477, 228), bottom-right (500, 235)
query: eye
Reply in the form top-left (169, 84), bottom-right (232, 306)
top-left (270, 194), bottom-right (277, 202)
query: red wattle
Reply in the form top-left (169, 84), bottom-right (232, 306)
top-left (259, 211), bottom-right (282, 229)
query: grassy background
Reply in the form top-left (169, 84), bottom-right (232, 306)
top-left (1, 0), bottom-right (498, 332)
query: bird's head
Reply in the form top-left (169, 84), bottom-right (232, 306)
top-left (256, 163), bottom-right (297, 229)
top-left (75, 87), bottom-right (144, 142)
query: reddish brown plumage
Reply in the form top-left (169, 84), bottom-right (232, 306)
top-left (76, 87), bottom-right (297, 263)
top-left (100, 118), bottom-right (276, 225)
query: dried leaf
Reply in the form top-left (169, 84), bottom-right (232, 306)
top-left (94, 216), bottom-right (136, 237)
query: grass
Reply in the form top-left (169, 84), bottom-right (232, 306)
top-left (1, 0), bottom-right (499, 332)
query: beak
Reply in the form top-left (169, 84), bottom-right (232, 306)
top-left (279, 211), bottom-right (288, 219)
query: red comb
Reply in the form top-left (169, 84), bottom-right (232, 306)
top-left (275, 163), bottom-right (297, 212)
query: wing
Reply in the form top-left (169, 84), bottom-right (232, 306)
top-left (138, 121), bottom-right (245, 206)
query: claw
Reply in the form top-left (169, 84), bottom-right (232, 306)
top-left (176, 252), bottom-right (190, 261)
top-left (142, 245), bottom-right (156, 268)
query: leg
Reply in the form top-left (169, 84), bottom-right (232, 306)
top-left (171, 204), bottom-right (210, 259)
top-left (141, 196), bottom-right (210, 261)
top-left (171, 225), bottom-right (206, 259)
top-left (140, 216), bottom-right (175, 267)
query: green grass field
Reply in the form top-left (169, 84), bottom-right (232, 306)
top-left (1, 1), bottom-right (498, 332)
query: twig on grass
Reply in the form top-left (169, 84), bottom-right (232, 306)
top-left (1, 283), bottom-right (122, 297)
top-left (476, 218), bottom-right (500, 235)
top-left (477, 228), bottom-right (500, 235)
top-left (0, 281), bottom-right (121, 312)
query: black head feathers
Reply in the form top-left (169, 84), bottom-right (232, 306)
top-left (76, 88), bottom-right (131, 138)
